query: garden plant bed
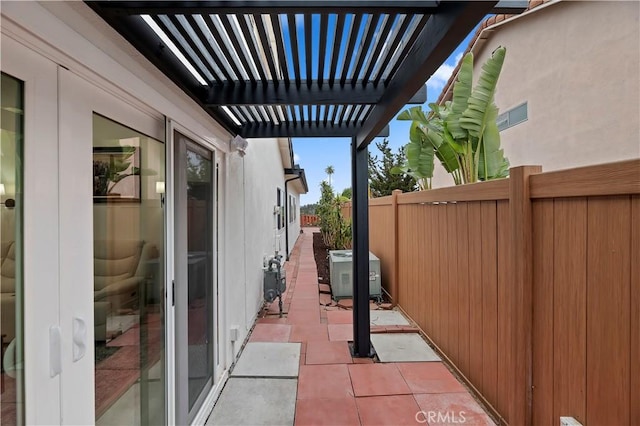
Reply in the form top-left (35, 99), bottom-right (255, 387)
top-left (312, 232), bottom-right (330, 284)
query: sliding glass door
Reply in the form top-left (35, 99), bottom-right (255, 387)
top-left (174, 131), bottom-right (216, 424)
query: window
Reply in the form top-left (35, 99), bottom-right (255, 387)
top-left (497, 102), bottom-right (528, 131)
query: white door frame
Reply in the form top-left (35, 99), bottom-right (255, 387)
top-left (169, 121), bottom-right (226, 425)
top-left (2, 34), bottom-right (61, 426)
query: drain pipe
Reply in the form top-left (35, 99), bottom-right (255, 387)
top-left (284, 174), bottom-right (301, 260)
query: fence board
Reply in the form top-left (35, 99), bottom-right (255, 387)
top-left (586, 196), bottom-right (631, 424)
top-left (631, 195), bottom-right (640, 425)
top-left (439, 205), bottom-right (451, 354)
top-left (424, 204), bottom-right (434, 337)
top-left (530, 159), bottom-right (640, 199)
top-left (553, 198), bottom-right (587, 422)
top-left (496, 200), bottom-right (512, 422)
top-left (397, 178), bottom-right (509, 204)
top-left (456, 203), bottom-right (471, 378)
top-left (447, 203), bottom-right (460, 366)
top-left (531, 199), bottom-right (554, 425)
top-left (468, 201), bottom-right (484, 391)
top-left (481, 201), bottom-right (498, 405)
top-left (416, 204), bottom-right (427, 330)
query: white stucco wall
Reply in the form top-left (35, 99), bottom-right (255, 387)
top-left (224, 138), bottom-right (288, 358)
top-left (432, 0), bottom-right (640, 188)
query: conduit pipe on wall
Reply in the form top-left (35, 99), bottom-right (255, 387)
top-left (284, 173), bottom-right (301, 260)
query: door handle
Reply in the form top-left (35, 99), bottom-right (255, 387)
top-left (50, 325), bottom-right (62, 377)
top-left (72, 317), bottom-right (87, 362)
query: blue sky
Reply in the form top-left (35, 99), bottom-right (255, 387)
top-left (293, 28), bottom-right (475, 205)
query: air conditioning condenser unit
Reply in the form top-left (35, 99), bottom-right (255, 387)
top-left (328, 250), bottom-right (381, 301)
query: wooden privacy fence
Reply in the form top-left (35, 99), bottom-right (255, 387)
top-left (300, 214), bottom-right (319, 227)
top-left (346, 160), bottom-right (639, 425)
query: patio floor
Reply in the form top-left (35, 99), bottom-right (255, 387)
top-left (208, 228), bottom-right (495, 425)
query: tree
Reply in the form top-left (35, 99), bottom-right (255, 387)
top-left (324, 165), bottom-right (335, 186)
top-left (340, 187), bottom-right (352, 199)
top-left (300, 203), bottom-right (318, 215)
top-left (368, 139), bottom-right (418, 197)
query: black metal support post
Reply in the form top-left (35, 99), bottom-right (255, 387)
top-left (351, 137), bottom-right (372, 357)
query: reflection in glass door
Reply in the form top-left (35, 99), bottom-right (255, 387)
top-left (1, 72), bottom-right (25, 426)
top-left (92, 114), bottom-right (166, 425)
top-left (174, 132), bottom-right (215, 424)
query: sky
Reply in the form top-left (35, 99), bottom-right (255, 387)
top-left (293, 29), bottom-right (475, 206)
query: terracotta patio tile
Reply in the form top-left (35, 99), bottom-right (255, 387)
top-left (249, 324), bottom-right (292, 342)
top-left (319, 293), bottom-right (333, 305)
top-left (297, 364), bottom-right (354, 400)
top-left (413, 393), bottom-right (495, 425)
top-left (295, 397), bottom-right (360, 426)
top-left (348, 364), bottom-right (411, 397)
top-left (290, 324), bottom-right (329, 342)
top-left (289, 299), bottom-right (319, 310)
top-left (352, 357), bottom-right (375, 364)
top-left (257, 317), bottom-right (289, 324)
top-left (327, 310), bottom-right (354, 324)
top-left (299, 354), bottom-right (306, 365)
top-left (287, 310), bottom-right (320, 324)
top-left (397, 362), bottom-right (466, 394)
top-left (355, 395), bottom-right (422, 426)
top-left (318, 284), bottom-right (332, 294)
top-left (328, 324), bottom-right (353, 341)
top-left (337, 299), bottom-right (353, 309)
top-left (305, 341), bottom-right (353, 365)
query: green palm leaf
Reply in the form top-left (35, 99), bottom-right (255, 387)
top-left (460, 46), bottom-right (506, 139)
top-left (445, 53), bottom-right (473, 140)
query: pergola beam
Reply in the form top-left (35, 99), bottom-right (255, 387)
top-left (239, 123), bottom-right (389, 138)
top-left (91, 0), bottom-right (526, 15)
top-left (206, 83), bottom-right (426, 106)
top-left (356, 1), bottom-right (498, 149)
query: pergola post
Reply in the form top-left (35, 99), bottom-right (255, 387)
top-left (351, 137), bottom-right (372, 357)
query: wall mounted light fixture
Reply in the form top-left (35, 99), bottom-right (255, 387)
top-left (156, 181), bottom-right (165, 207)
top-left (230, 135), bottom-right (248, 157)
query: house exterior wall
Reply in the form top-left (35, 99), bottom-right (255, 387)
top-left (224, 138), bottom-right (288, 358)
top-left (432, 0), bottom-right (640, 188)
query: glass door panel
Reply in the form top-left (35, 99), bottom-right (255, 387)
top-left (174, 131), bottom-right (214, 424)
top-left (0, 72), bottom-right (25, 426)
top-left (92, 114), bottom-right (166, 425)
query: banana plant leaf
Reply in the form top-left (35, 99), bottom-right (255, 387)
top-left (460, 46), bottom-right (506, 140)
top-left (405, 121), bottom-right (435, 179)
top-left (445, 53), bottom-right (473, 140)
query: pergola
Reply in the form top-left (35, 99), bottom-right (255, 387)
top-left (88, 0), bottom-right (526, 358)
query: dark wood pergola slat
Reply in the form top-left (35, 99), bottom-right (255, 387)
top-left (287, 13), bottom-right (302, 86)
top-left (339, 14), bottom-right (363, 86)
top-left (317, 13), bottom-right (328, 86)
top-left (200, 14), bottom-right (244, 81)
top-left (362, 14), bottom-right (396, 83)
top-left (236, 14), bottom-right (268, 82)
top-left (349, 14), bottom-right (380, 85)
top-left (253, 14), bottom-right (279, 82)
top-left (92, 1), bottom-right (525, 15)
top-left (219, 14), bottom-right (256, 82)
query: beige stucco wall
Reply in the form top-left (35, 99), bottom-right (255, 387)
top-left (432, 0), bottom-right (640, 187)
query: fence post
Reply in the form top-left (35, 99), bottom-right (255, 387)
top-left (509, 165), bottom-right (542, 425)
top-left (391, 190), bottom-right (402, 307)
